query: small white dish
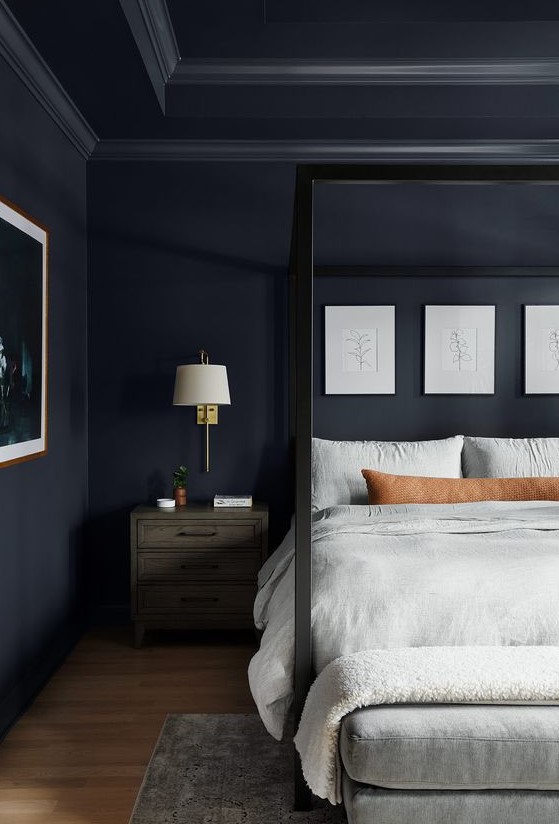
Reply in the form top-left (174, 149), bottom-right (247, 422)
top-left (157, 498), bottom-right (176, 509)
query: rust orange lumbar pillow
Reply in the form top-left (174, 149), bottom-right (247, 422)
top-left (361, 468), bottom-right (559, 505)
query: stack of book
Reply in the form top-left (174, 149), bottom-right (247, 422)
top-left (214, 494), bottom-right (253, 508)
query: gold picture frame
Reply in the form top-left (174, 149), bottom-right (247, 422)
top-left (0, 195), bottom-right (48, 468)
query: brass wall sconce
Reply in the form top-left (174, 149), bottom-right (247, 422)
top-left (173, 350), bottom-right (231, 472)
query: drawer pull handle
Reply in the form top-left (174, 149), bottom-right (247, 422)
top-left (180, 596), bottom-right (219, 603)
top-left (180, 564), bottom-right (219, 570)
top-left (177, 529), bottom-right (218, 538)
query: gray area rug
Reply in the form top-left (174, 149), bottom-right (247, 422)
top-left (130, 713), bottom-right (346, 823)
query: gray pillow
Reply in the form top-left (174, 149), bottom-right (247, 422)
top-left (463, 436), bottom-right (559, 478)
top-left (312, 436), bottom-right (464, 512)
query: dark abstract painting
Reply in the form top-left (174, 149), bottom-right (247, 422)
top-left (0, 197), bottom-right (47, 467)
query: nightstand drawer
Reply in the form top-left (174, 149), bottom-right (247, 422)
top-left (137, 550), bottom-right (261, 581)
top-left (131, 503), bottom-right (268, 645)
top-left (137, 584), bottom-right (255, 614)
top-left (137, 519), bottom-right (261, 549)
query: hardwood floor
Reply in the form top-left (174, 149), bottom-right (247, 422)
top-left (0, 627), bottom-right (258, 823)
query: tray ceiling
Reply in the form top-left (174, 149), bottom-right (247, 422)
top-left (5, 0), bottom-right (559, 145)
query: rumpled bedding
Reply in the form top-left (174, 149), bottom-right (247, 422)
top-left (248, 501), bottom-right (559, 740)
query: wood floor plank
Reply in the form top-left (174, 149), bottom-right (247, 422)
top-left (0, 627), bottom-right (257, 824)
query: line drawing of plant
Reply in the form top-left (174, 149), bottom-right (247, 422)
top-left (549, 329), bottom-right (559, 369)
top-left (345, 329), bottom-right (373, 371)
top-left (449, 328), bottom-right (472, 371)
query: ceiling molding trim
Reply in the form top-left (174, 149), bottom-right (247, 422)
top-left (0, 1), bottom-right (97, 158)
top-left (171, 58), bottom-right (559, 86)
top-left (119, 0), bottom-right (180, 113)
top-left (138, 0), bottom-right (180, 78)
top-left (92, 139), bottom-right (559, 163)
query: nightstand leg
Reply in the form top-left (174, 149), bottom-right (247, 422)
top-left (133, 622), bottom-right (145, 649)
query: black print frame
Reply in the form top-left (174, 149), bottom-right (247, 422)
top-left (524, 305), bottom-right (559, 394)
top-left (424, 304), bottom-right (495, 395)
top-left (0, 196), bottom-right (48, 467)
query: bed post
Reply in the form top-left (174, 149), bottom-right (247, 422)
top-left (284, 160), bottom-right (559, 814)
top-left (291, 164), bottom-right (314, 811)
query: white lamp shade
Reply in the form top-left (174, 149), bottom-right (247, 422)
top-left (173, 364), bottom-right (231, 406)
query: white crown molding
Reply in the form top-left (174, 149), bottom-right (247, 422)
top-left (119, 0), bottom-right (180, 113)
top-left (91, 139), bottom-right (559, 163)
top-left (0, 1), bottom-right (97, 158)
top-left (171, 58), bottom-right (559, 86)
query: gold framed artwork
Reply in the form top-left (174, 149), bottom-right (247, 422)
top-left (0, 196), bottom-right (48, 467)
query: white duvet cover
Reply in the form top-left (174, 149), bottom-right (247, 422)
top-left (248, 501), bottom-right (559, 739)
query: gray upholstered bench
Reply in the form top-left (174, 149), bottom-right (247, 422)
top-left (341, 704), bottom-right (559, 824)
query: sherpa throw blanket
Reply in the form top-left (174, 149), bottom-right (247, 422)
top-left (293, 645), bottom-right (559, 804)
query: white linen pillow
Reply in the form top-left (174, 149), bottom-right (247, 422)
top-left (312, 436), bottom-right (464, 511)
top-left (463, 436), bottom-right (559, 478)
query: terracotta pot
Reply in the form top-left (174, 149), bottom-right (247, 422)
top-left (174, 487), bottom-right (187, 507)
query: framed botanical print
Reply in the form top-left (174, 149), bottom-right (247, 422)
top-left (325, 305), bottom-right (395, 394)
top-left (424, 305), bottom-right (495, 395)
top-left (524, 305), bottom-right (559, 394)
top-left (0, 196), bottom-right (48, 467)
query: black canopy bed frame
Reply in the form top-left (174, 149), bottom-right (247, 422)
top-left (288, 162), bottom-right (559, 811)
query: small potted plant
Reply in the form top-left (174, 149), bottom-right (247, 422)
top-left (173, 465), bottom-right (188, 507)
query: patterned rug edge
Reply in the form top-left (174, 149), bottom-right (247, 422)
top-left (129, 712), bottom-right (346, 824)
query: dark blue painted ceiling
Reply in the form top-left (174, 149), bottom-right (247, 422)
top-left (267, 0), bottom-right (559, 23)
top-left (168, 0), bottom-right (559, 58)
top-left (4, 0), bottom-right (162, 135)
top-left (6, 0), bottom-right (559, 142)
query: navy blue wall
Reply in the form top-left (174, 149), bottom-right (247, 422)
top-left (88, 164), bottom-right (559, 612)
top-left (314, 183), bottom-right (559, 439)
top-left (314, 277), bottom-right (559, 441)
top-left (314, 183), bottom-right (559, 267)
top-left (87, 162), bottom-right (292, 613)
top-left (0, 61), bottom-right (88, 733)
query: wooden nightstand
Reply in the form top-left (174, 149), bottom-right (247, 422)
top-left (130, 503), bottom-right (268, 647)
